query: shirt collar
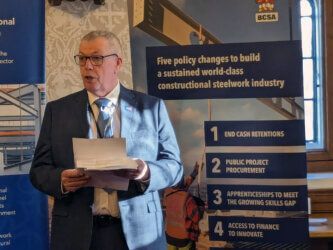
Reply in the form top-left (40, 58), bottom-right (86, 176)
top-left (87, 81), bottom-right (120, 107)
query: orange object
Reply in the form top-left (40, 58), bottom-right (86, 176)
top-left (256, 0), bottom-right (275, 12)
top-left (164, 188), bottom-right (189, 239)
top-left (0, 131), bottom-right (34, 136)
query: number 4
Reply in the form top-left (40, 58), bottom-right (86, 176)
top-left (214, 221), bottom-right (224, 236)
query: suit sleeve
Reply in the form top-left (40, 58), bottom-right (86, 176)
top-left (144, 99), bottom-right (183, 192)
top-left (29, 103), bottom-right (66, 199)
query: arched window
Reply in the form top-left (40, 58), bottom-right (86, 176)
top-left (301, 0), bottom-right (323, 150)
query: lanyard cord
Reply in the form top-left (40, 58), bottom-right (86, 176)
top-left (87, 104), bottom-right (104, 138)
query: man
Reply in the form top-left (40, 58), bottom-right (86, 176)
top-left (29, 30), bottom-right (183, 250)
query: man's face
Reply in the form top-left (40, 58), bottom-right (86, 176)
top-left (79, 37), bottom-right (122, 97)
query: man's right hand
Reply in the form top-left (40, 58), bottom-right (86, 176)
top-left (61, 169), bottom-right (90, 193)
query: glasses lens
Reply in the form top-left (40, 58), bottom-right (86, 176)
top-left (74, 55), bottom-right (86, 66)
top-left (90, 56), bottom-right (103, 66)
top-left (74, 55), bottom-right (109, 66)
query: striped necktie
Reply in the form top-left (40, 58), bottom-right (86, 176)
top-left (94, 98), bottom-right (114, 138)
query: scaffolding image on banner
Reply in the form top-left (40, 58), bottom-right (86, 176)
top-left (0, 84), bottom-right (45, 175)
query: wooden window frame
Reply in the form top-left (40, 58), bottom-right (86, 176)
top-left (307, 0), bottom-right (333, 172)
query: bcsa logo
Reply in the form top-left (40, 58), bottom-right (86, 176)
top-left (255, 0), bottom-right (279, 23)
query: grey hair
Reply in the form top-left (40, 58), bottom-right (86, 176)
top-left (81, 30), bottom-right (123, 57)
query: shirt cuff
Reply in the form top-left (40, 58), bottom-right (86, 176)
top-left (133, 159), bottom-right (150, 192)
top-left (139, 162), bottom-right (150, 191)
top-left (60, 180), bottom-right (70, 195)
top-left (138, 179), bottom-right (150, 192)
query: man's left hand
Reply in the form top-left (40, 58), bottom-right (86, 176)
top-left (112, 158), bottom-right (150, 181)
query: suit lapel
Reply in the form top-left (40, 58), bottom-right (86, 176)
top-left (67, 90), bottom-right (94, 202)
top-left (72, 90), bottom-right (90, 138)
top-left (119, 85), bottom-right (136, 139)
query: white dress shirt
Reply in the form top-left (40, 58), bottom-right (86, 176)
top-left (87, 83), bottom-right (121, 217)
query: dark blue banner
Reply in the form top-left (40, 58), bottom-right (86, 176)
top-left (207, 184), bottom-right (307, 211)
top-left (0, 0), bottom-right (45, 84)
top-left (209, 216), bottom-right (309, 243)
top-left (146, 41), bottom-right (302, 99)
top-left (205, 120), bottom-right (305, 146)
top-left (206, 153), bottom-right (306, 179)
top-left (0, 175), bottom-right (48, 250)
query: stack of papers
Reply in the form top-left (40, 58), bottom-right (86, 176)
top-left (73, 138), bottom-right (137, 170)
top-left (72, 138), bottom-right (137, 190)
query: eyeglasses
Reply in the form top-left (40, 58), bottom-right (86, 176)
top-left (74, 53), bottom-right (118, 66)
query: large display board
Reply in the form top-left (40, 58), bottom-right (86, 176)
top-left (0, 1), bottom-right (47, 249)
top-left (146, 40), bottom-right (308, 248)
top-left (130, 0), bottom-right (308, 248)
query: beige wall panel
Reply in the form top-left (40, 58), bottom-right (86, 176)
top-left (46, 0), bottom-right (133, 101)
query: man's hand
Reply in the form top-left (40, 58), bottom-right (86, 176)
top-left (61, 169), bottom-right (90, 193)
top-left (112, 158), bottom-right (150, 181)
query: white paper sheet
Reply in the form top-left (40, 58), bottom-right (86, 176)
top-left (73, 138), bottom-right (137, 170)
top-left (73, 138), bottom-right (137, 190)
